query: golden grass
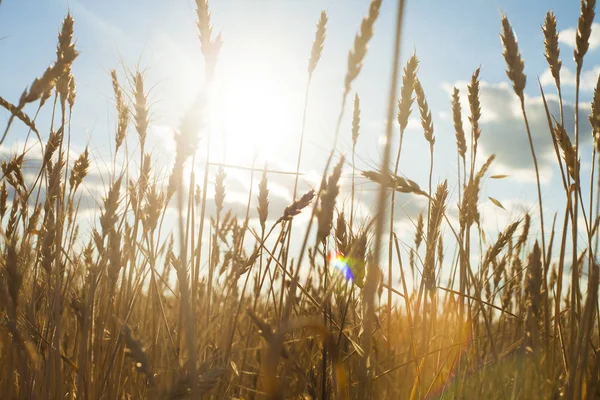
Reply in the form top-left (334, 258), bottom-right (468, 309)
top-left (1, 1), bottom-right (600, 399)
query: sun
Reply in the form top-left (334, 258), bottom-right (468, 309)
top-left (210, 62), bottom-right (298, 165)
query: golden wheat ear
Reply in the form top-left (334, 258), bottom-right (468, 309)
top-left (257, 167), bottom-right (269, 233)
top-left (317, 156), bottom-right (344, 243)
top-left (543, 11), bottom-right (561, 89)
top-left (309, 11), bottom-right (328, 76)
top-left (344, 0), bottom-right (382, 95)
top-left (452, 87), bottom-right (467, 160)
top-left (500, 15), bottom-right (526, 100)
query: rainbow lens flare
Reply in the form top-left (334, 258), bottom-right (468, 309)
top-left (328, 251), bottom-right (354, 281)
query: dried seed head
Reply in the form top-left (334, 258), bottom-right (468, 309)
top-left (2, 154), bottom-right (26, 191)
top-left (423, 181), bottom-right (448, 290)
top-left (139, 153), bottom-right (151, 197)
top-left (143, 184), bottom-right (165, 234)
top-left (308, 11), bottom-right (328, 75)
top-left (397, 54), bottom-right (419, 132)
top-left (6, 195), bottom-right (19, 241)
top-left (52, 13), bottom-right (78, 107)
top-left (215, 167), bottom-right (226, 218)
top-left (349, 231), bottom-right (368, 287)
top-left (468, 68), bottom-right (482, 143)
top-left (57, 13), bottom-right (75, 63)
top-left (415, 212), bottom-right (424, 250)
top-left (590, 73), bottom-right (600, 151)
top-left (483, 220), bottom-right (520, 268)
top-left (45, 155), bottom-right (64, 206)
top-left (0, 181), bottom-right (7, 219)
top-left (279, 189), bottom-right (315, 222)
top-left (543, 11), bottom-right (562, 88)
top-left (21, 65), bottom-right (60, 106)
top-left (196, 0), bottom-right (216, 53)
top-left (56, 69), bottom-right (72, 109)
top-left (100, 176), bottom-right (123, 236)
top-left (344, 0), bottom-right (382, 95)
top-left (317, 156), bottom-right (344, 242)
top-left (335, 212), bottom-right (349, 255)
top-left (452, 87), bottom-right (467, 159)
top-left (352, 93), bottom-right (361, 148)
top-left (414, 78), bottom-right (434, 145)
top-left (196, 0), bottom-right (223, 79)
top-left (525, 241), bottom-right (543, 319)
top-left (69, 147), bottom-right (90, 190)
top-left (43, 128), bottom-right (62, 169)
top-left (460, 155), bottom-right (495, 229)
top-left (494, 256), bottom-right (507, 289)
top-left (68, 73), bottom-right (76, 109)
top-left (40, 216), bottom-right (56, 274)
top-left (134, 72), bottom-right (149, 148)
top-left (517, 213), bottom-right (531, 250)
top-left (257, 168), bottom-right (269, 232)
top-left (362, 170), bottom-right (428, 197)
top-left (0, 96), bottom-right (38, 135)
top-left (6, 238), bottom-right (22, 307)
top-left (111, 70), bottom-right (129, 152)
top-left (575, 0), bottom-right (596, 71)
top-left (500, 15), bottom-right (527, 99)
top-left (107, 228), bottom-right (122, 288)
top-left (553, 119), bottom-right (579, 180)
top-left (27, 204), bottom-right (42, 235)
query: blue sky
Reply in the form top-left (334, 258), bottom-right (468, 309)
top-left (1, 0), bottom-right (598, 273)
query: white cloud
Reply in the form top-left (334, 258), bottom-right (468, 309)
top-left (559, 23), bottom-right (600, 51)
top-left (441, 80), bottom-right (592, 172)
top-left (540, 65), bottom-right (600, 90)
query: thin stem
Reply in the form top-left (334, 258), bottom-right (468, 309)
top-left (518, 96), bottom-right (546, 267)
top-left (387, 127), bottom-right (406, 357)
top-left (361, 0), bottom-right (405, 397)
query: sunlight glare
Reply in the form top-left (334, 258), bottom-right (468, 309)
top-left (211, 63), bottom-right (297, 164)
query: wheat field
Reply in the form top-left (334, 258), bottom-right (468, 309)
top-left (0, 0), bottom-right (599, 399)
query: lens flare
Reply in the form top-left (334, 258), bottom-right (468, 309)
top-left (328, 251), bottom-right (354, 281)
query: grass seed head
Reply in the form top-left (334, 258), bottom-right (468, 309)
top-left (308, 11), bottom-right (328, 75)
top-left (500, 15), bottom-right (527, 99)
top-left (215, 167), bottom-right (227, 218)
top-left (468, 68), bottom-right (482, 142)
top-left (0, 96), bottom-right (39, 134)
top-left (111, 70), bottom-right (129, 152)
top-left (543, 11), bottom-right (562, 87)
top-left (279, 189), bottom-right (315, 222)
top-left (575, 0), bottom-right (596, 70)
top-left (196, 0), bottom-right (222, 79)
top-left (317, 156), bottom-right (344, 243)
top-left (69, 147), bottom-right (90, 190)
top-left (134, 72), bottom-right (149, 148)
top-left (590, 73), bottom-right (600, 151)
top-left (414, 78), bottom-right (434, 145)
top-left (452, 87), bottom-right (467, 159)
top-left (352, 93), bottom-right (361, 148)
top-left (423, 181), bottom-right (447, 290)
top-left (344, 0), bottom-right (382, 95)
top-left (397, 54), bottom-right (419, 132)
top-left (257, 167), bottom-right (269, 232)
top-left (0, 181), bottom-right (7, 219)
